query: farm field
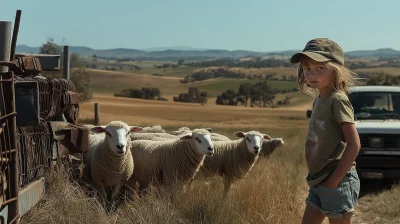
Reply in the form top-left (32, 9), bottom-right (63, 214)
top-left (20, 92), bottom-right (400, 224)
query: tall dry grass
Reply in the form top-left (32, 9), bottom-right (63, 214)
top-left (20, 122), bottom-right (310, 224)
top-left (352, 182), bottom-right (400, 224)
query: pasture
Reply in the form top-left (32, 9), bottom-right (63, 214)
top-left (21, 59), bottom-right (400, 223)
top-left (20, 94), bottom-right (400, 224)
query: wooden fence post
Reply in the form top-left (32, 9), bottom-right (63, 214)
top-left (94, 103), bottom-right (99, 125)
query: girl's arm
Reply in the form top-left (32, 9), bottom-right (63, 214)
top-left (321, 122), bottom-right (360, 188)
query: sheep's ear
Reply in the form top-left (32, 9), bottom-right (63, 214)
top-left (234, 131), bottom-right (245, 138)
top-left (179, 133), bottom-right (193, 140)
top-left (263, 134), bottom-right (272, 140)
top-left (130, 126), bottom-right (143, 133)
top-left (91, 126), bottom-right (106, 133)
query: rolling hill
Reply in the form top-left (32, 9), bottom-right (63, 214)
top-left (16, 44), bottom-right (400, 61)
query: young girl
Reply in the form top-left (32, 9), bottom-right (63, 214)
top-left (290, 38), bottom-right (361, 224)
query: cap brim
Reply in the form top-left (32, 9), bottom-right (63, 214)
top-left (290, 52), bottom-right (331, 64)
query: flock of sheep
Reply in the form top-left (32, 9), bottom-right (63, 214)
top-left (80, 121), bottom-right (284, 208)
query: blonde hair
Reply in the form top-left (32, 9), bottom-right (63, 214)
top-left (297, 57), bottom-right (357, 97)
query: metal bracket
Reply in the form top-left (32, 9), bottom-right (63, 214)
top-left (48, 122), bottom-right (89, 154)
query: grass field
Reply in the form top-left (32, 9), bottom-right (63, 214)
top-left (86, 68), bottom-right (302, 104)
top-left (21, 95), bottom-right (310, 224)
top-left (19, 59), bottom-right (400, 223)
top-left (20, 94), bottom-right (400, 224)
top-left (354, 67), bottom-right (400, 76)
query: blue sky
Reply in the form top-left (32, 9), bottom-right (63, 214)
top-left (2, 0), bottom-right (400, 52)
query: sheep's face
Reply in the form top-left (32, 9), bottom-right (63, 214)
top-left (91, 125), bottom-right (143, 156)
top-left (235, 131), bottom-right (272, 154)
top-left (180, 133), bottom-right (214, 156)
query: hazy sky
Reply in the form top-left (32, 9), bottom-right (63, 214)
top-left (3, 0), bottom-right (400, 52)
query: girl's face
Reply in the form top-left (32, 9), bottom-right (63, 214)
top-left (301, 58), bottom-right (334, 94)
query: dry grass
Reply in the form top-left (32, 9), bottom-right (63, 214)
top-left (351, 182), bottom-right (400, 224)
top-left (354, 67), bottom-right (400, 76)
top-left (193, 67), bottom-right (297, 78)
top-left (21, 93), bottom-right (310, 224)
top-left (78, 94), bottom-right (310, 131)
top-left (21, 126), bottom-right (308, 224)
top-left (20, 93), bottom-right (399, 224)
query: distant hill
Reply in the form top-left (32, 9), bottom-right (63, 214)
top-left (15, 45), bottom-right (400, 61)
top-left (346, 48), bottom-right (400, 58)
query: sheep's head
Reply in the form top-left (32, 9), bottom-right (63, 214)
top-left (91, 121), bottom-right (143, 156)
top-left (234, 131), bottom-right (272, 154)
top-left (179, 129), bottom-right (214, 156)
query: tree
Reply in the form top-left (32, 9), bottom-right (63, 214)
top-left (237, 83), bottom-right (252, 107)
top-left (177, 59), bottom-right (185, 66)
top-left (70, 53), bottom-right (82, 68)
top-left (173, 87), bottom-right (210, 104)
top-left (40, 39), bottom-right (92, 102)
top-left (250, 81), bottom-right (275, 107)
top-left (216, 89), bottom-right (238, 106)
top-left (40, 38), bottom-right (62, 55)
top-left (70, 67), bottom-right (92, 102)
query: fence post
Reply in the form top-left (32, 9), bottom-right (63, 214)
top-left (63, 45), bottom-right (70, 80)
top-left (0, 21), bottom-right (12, 72)
top-left (94, 103), bottom-right (99, 125)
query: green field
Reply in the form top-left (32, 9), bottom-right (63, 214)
top-left (180, 78), bottom-right (297, 97)
top-left (88, 68), bottom-right (298, 98)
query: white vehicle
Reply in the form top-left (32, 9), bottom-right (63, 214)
top-left (307, 86), bottom-right (400, 180)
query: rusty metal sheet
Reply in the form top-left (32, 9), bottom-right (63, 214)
top-left (66, 124), bottom-right (89, 153)
top-left (14, 53), bottom-right (60, 71)
top-left (15, 81), bottom-right (39, 127)
top-left (63, 91), bottom-right (79, 105)
top-left (18, 177), bottom-right (45, 218)
top-left (48, 122), bottom-right (89, 153)
top-left (17, 120), bottom-right (52, 188)
top-left (11, 56), bottom-right (42, 76)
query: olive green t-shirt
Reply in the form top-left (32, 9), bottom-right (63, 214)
top-left (305, 91), bottom-right (355, 187)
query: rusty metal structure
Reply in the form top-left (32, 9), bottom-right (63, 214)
top-left (0, 10), bottom-right (89, 223)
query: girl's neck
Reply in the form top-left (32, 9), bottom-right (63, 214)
top-left (318, 85), bottom-right (335, 98)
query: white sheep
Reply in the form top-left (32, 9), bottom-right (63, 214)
top-left (169, 127), bottom-right (212, 136)
top-left (126, 128), bottom-right (214, 197)
top-left (210, 132), bottom-right (231, 141)
top-left (196, 130), bottom-right (271, 195)
top-left (140, 125), bottom-right (166, 133)
top-left (169, 127), bottom-right (192, 136)
top-left (259, 138), bottom-right (284, 158)
top-left (82, 121), bottom-right (143, 205)
top-left (130, 132), bottom-right (178, 141)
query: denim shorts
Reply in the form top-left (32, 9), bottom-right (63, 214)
top-left (305, 167), bottom-right (360, 219)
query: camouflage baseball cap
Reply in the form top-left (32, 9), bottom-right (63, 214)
top-left (290, 38), bottom-right (344, 65)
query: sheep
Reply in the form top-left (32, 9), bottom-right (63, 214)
top-left (169, 127), bottom-right (192, 136)
top-left (82, 121), bottom-right (143, 206)
top-left (210, 132), bottom-right (231, 141)
top-left (140, 125), bottom-right (166, 133)
top-left (260, 138), bottom-right (284, 158)
top-left (126, 128), bottom-right (214, 197)
top-left (131, 131), bottom-right (227, 142)
top-left (196, 130), bottom-right (271, 196)
top-left (169, 127), bottom-right (212, 136)
top-left (130, 132), bottom-right (178, 141)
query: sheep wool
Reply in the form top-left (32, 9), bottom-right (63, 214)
top-left (198, 131), bottom-right (265, 194)
top-left (260, 138), bottom-right (284, 158)
top-left (141, 125), bottom-right (166, 133)
top-left (88, 121), bottom-right (134, 187)
top-left (130, 132), bottom-right (178, 141)
top-left (129, 129), bottom-right (210, 188)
